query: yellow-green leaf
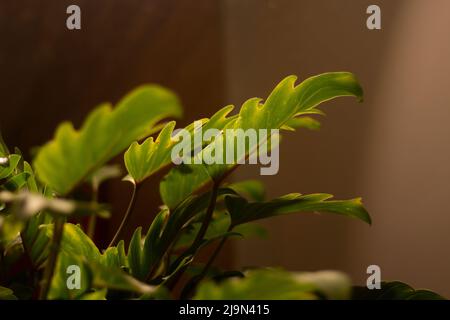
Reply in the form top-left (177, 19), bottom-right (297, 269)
top-left (34, 85), bottom-right (181, 195)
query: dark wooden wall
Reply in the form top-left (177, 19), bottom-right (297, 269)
top-left (0, 0), bottom-right (228, 263)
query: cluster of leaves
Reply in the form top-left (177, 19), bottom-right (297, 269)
top-left (0, 73), bottom-right (443, 300)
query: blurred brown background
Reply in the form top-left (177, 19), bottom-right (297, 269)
top-left (1, 0), bottom-right (450, 295)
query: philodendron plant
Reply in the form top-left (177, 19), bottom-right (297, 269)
top-left (0, 72), bottom-right (443, 300)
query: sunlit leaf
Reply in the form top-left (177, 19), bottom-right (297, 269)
top-left (125, 105), bottom-right (235, 185)
top-left (102, 240), bottom-right (127, 269)
top-left (0, 285), bottom-right (18, 300)
top-left (88, 260), bottom-right (155, 295)
top-left (79, 289), bottom-right (107, 300)
top-left (34, 85), bottom-right (182, 195)
top-left (45, 223), bottom-right (152, 299)
top-left (160, 72), bottom-right (363, 207)
top-left (227, 180), bottom-right (265, 202)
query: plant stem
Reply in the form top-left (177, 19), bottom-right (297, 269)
top-left (108, 183), bottom-right (140, 248)
top-left (39, 217), bottom-right (64, 300)
top-left (192, 181), bottom-right (220, 248)
top-left (87, 215), bottom-right (97, 239)
top-left (87, 186), bottom-right (99, 239)
top-left (199, 227), bottom-right (230, 278)
top-left (180, 227), bottom-right (231, 299)
top-left (165, 181), bottom-right (220, 292)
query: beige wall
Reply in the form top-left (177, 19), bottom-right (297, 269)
top-left (223, 0), bottom-right (450, 295)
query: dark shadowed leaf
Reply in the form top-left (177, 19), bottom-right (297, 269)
top-left (225, 193), bottom-right (371, 227)
top-left (352, 281), bottom-right (445, 300)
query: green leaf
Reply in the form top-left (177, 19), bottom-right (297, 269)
top-left (34, 85), bottom-right (182, 195)
top-left (102, 240), bottom-right (128, 269)
top-left (79, 289), bottom-right (107, 300)
top-left (352, 281), bottom-right (445, 300)
top-left (48, 252), bottom-right (154, 299)
top-left (144, 188), bottom-right (237, 279)
top-left (23, 161), bottom-right (38, 192)
top-left (0, 154), bottom-right (20, 179)
top-left (0, 131), bottom-right (10, 157)
top-left (21, 211), bottom-right (53, 267)
top-left (225, 193), bottom-right (371, 227)
top-left (125, 105), bottom-right (235, 185)
top-left (293, 270), bottom-right (351, 300)
top-left (0, 286), bottom-right (18, 300)
top-left (43, 223), bottom-right (101, 261)
top-left (282, 116), bottom-right (321, 131)
top-left (47, 252), bottom-right (91, 299)
top-left (0, 214), bottom-right (24, 245)
top-left (160, 164), bottom-right (211, 209)
top-left (194, 269), bottom-right (351, 300)
top-left (87, 260), bottom-right (156, 296)
top-left (20, 186), bottom-right (56, 267)
top-left (3, 172), bottom-right (30, 191)
top-left (128, 227), bottom-right (144, 279)
top-left (175, 211), bottom-right (267, 250)
top-left (160, 72), bottom-right (363, 207)
top-left (142, 209), bottom-right (169, 274)
top-left (227, 180), bottom-right (266, 202)
top-left (45, 223), bottom-right (153, 299)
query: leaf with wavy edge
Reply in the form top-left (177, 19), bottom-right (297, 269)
top-left (34, 85), bottom-right (182, 195)
top-left (160, 72), bottom-right (363, 208)
top-left (124, 105), bottom-right (235, 184)
top-left (44, 223), bottom-right (153, 299)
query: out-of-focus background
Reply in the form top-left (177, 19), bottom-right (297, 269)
top-left (1, 0), bottom-right (450, 295)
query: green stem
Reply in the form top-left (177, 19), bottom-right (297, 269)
top-left (39, 217), bottom-right (64, 300)
top-left (108, 183), bottom-right (140, 248)
top-left (87, 215), bottom-right (97, 239)
top-left (192, 181), bottom-right (220, 248)
top-left (165, 181), bottom-right (221, 292)
top-left (87, 186), bottom-right (99, 239)
top-left (199, 227), bottom-right (230, 278)
top-left (180, 226), bottom-right (231, 299)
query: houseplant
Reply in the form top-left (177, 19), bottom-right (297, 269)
top-left (0, 72), bottom-right (442, 300)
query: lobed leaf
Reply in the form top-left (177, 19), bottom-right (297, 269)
top-left (125, 105), bottom-right (235, 185)
top-left (34, 85), bottom-right (182, 195)
top-left (159, 72), bottom-right (363, 207)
